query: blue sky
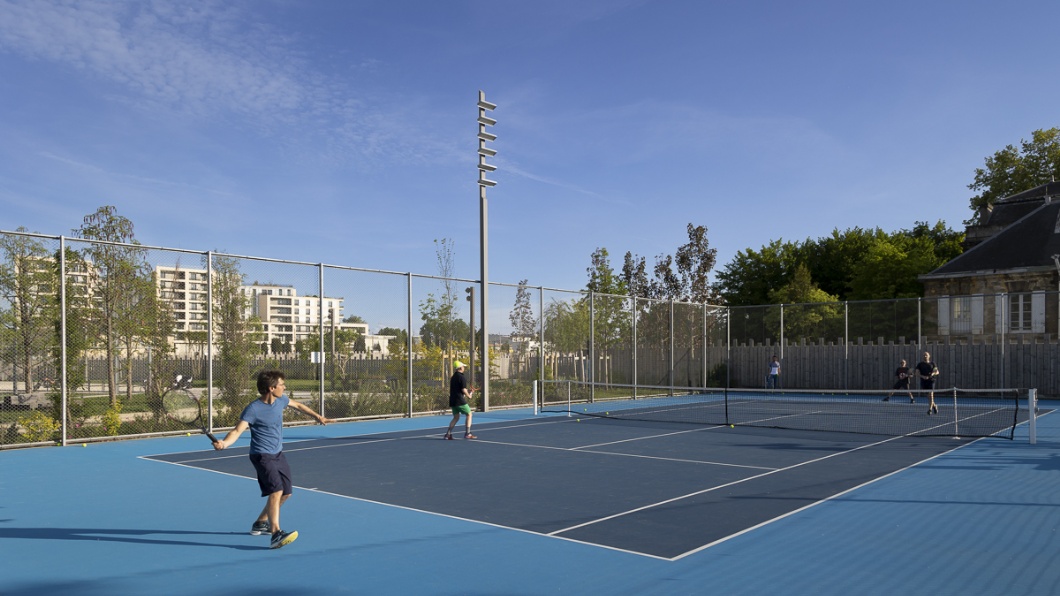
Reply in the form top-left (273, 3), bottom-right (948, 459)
top-left (1, 0), bottom-right (1058, 313)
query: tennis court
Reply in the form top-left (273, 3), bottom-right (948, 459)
top-left (3, 402), bottom-right (1059, 594)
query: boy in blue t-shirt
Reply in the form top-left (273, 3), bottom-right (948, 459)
top-left (214, 370), bottom-right (331, 549)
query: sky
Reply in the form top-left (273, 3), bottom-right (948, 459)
top-left (2, 0), bottom-right (1059, 332)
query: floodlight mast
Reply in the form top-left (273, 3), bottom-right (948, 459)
top-left (477, 90), bottom-right (497, 411)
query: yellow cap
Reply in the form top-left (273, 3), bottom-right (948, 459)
top-left (454, 361), bottom-right (466, 369)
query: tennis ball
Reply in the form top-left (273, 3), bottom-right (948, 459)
top-left (730, 424), bottom-right (734, 428)
top-left (81, 443), bottom-right (86, 447)
top-left (186, 432), bottom-right (191, 436)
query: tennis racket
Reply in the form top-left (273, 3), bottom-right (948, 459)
top-left (162, 388), bottom-right (218, 442)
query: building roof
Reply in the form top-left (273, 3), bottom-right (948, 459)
top-left (925, 183), bottom-right (1060, 278)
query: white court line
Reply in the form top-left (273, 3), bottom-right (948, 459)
top-left (669, 436), bottom-right (981, 560)
top-left (140, 411), bottom-right (996, 560)
top-left (470, 436), bottom-right (776, 471)
top-left (546, 432), bottom-right (914, 538)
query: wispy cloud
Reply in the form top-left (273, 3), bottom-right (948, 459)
top-left (0, 0), bottom-right (454, 165)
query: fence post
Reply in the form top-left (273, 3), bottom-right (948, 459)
top-left (406, 273), bottom-right (413, 418)
top-left (59, 236), bottom-right (68, 447)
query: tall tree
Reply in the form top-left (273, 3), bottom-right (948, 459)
top-left (621, 251), bottom-right (650, 299)
top-left (418, 239), bottom-right (462, 375)
top-left (586, 248), bottom-right (630, 384)
top-left (0, 230), bottom-right (55, 392)
top-left (967, 127), bottom-right (1060, 224)
top-left (509, 279), bottom-right (536, 342)
top-left (620, 223), bottom-right (718, 302)
top-left (715, 239), bottom-right (803, 306)
top-left (210, 255), bottom-right (255, 418)
top-left (673, 223), bottom-right (718, 303)
top-left (76, 206), bottom-right (148, 406)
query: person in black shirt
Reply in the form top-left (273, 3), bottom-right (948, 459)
top-left (883, 359), bottom-right (914, 403)
top-left (915, 351), bottom-right (940, 414)
top-left (444, 361), bottom-right (476, 439)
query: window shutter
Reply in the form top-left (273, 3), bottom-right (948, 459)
top-left (937, 297), bottom-right (950, 335)
top-left (971, 296), bottom-right (984, 334)
top-left (995, 294), bottom-right (1006, 334)
top-left (1032, 292), bottom-right (1046, 333)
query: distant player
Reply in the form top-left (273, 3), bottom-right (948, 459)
top-left (766, 355), bottom-right (781, 389)
top-left (883, 359), bottom-right (914, 403)
top-left (445, 361), bottom-right (476, 439)
top-left (915, 352), bottom-right (940, 414)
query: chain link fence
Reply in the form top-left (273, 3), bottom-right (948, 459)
top-left (1, 229), bottom-right (1056, 448)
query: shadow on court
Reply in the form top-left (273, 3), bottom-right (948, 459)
top-left (0, 525), bottom-right (261, 551)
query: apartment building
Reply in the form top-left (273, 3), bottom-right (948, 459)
top-left (155, 266), bottom-right (368, 356)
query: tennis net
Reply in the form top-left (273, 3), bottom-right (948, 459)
top-left (536, 381), bottom-right (1030, 439)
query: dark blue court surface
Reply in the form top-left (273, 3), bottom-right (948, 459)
top-left (3, 407), bottom-right (1060, 595)
top-left (147, 417), bottom-right (988, 559)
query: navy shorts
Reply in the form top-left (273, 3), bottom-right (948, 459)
top-left (919, 379), bottom-right (935, 391)
top-left (249, 452), bottom-right (293, 497)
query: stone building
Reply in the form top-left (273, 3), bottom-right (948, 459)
top-left (920, 182), bottom-right (1060, 339)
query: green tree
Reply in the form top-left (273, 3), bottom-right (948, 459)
top-left (377, 327), bottom-right (408, 352)
top-left (76, 206), bottom-right (147, 406)
top-left (766, 263), bottom-right (842, 341)
top-left (543, 299), bottom-right (590, 381)
top-left (210, 255), bottom-right (255, 419)
top-left (586, 248), bottom-right (630, 384)
top-left (621, 251), bottom-right (650, 299)
top-left (805, 227), bottom-right (886, 300)
top-left (418, 238), bottom-right (467, 381)
top-left (0, 229), bottom-right (55, 392)
top-left (508, 280), bottom-right (537, 379)
top-left (716, 239), bottom-right (803, 306)
top-left (674, 223), bottom-right (718, 303)
top-left (845, 221), bottom-right (963, 300)
top-left (968, 127), bottom-right (1060, 224)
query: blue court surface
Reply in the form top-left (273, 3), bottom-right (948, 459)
top-left (2, 405), bottom-right (1059, 595)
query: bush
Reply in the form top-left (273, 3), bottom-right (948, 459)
top-left (17, 410), bottom-right (61, 443)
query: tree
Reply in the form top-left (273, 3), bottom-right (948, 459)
top-left (508, 279), bottom-right (537, 377)
top-left (585, 248), bottom-right (630, 384)
top-left (377, 327), bottom-right (408, 351)
top-left (674, 223), bottom-right (718, 303)
top-left (715, 239), bottom-right (803, 306)
top-left (509, 279), bottom-right (536, 342)
top-left (765, 263), bottom-right (843, 341)
top-left (418, 239), bottom-right (463, 376)
top-left (967, 127), bottom-right (1060, 224)
top-left (621, 251), bottom-right (650, 299)
top-left (804, 227), bottom-right (886, 300)
top-left (847, 222), bottom-right (962, 300)
top-left (620, 224), bottom-right (718, 302)
top-left (542, 299), bottom-right (590, 381)
top-left (76, 206), bottom-right (148, 406)
top-left (210, 255), bottom-right (256, 419)
top-left (0, 229), bottom-right (55, 392)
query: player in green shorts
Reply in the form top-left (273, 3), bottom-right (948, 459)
top-left (444, 361), bottom-right (476, 439)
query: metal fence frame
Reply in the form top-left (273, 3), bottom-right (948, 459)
top-left (0, 229), bottom-right (1053, 448)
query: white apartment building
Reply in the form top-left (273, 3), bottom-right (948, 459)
top-left (155, 266), bottom-right (369, 357)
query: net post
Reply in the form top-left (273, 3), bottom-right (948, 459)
top-left (567, 380), bottom-right (571, 418)
top-left (532, 380), bottom-right (538, 416)
top-left (1029, 388), bottom-right (1037, 445)
top-left (952, 387), bottom-right (959, 440)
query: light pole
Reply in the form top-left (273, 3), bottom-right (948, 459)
top-left (477, 90), bottom-right (497, 411)
top-left (466, 286), bottom-right (476, 391)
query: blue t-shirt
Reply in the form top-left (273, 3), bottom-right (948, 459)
top-left (240, 395), bottom-right (289, 455)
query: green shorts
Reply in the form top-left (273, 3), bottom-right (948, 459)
top-left (451, 404), bottom-right (471, 416)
